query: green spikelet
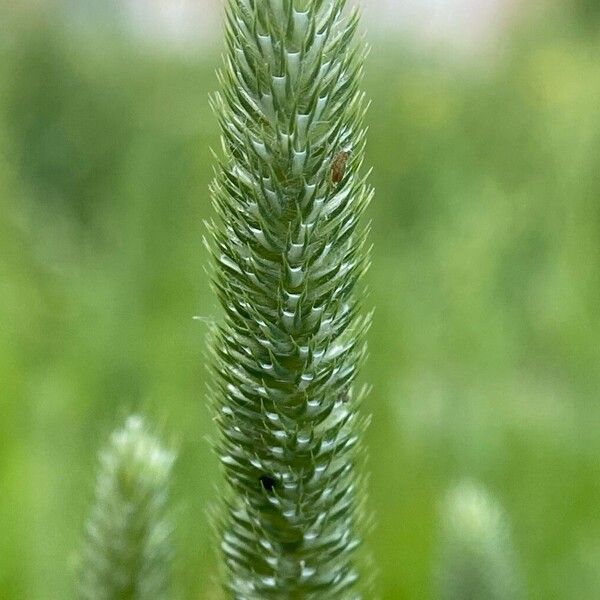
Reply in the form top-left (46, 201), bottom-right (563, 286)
top-left (77, 415), bottom-right (175, 600)
top-left (208, 0), bottom-right (372, 597)
top-left (436, 481), bottom-right (522, 600)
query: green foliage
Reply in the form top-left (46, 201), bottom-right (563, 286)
top-left (436, 482), bottom-right (520, 600)
top-left (77, 416), bottom-right (175, 600)
top-left (209, 0), bottom-right (372, 597)
top-left (2, 19), bottom-right (135, 223)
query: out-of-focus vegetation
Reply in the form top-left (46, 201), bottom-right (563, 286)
top-left (436, 481), bottom-right (521, 600)
top-left (1, 2), bottom-right (599, 598)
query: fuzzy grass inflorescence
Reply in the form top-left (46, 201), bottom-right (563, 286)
top-left (436, 481), bottom-right (521, 600)
top-left (77, 415), bottom-right (175, 600)
top-left (208, 0), bottom-right (373, 597)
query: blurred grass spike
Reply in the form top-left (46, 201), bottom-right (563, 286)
top-left (436, 480), bottom-right (522, 600)
top-left (209, 0), bottom-right (372, 597)
top-left (77, 415), bottom-right (175, 600)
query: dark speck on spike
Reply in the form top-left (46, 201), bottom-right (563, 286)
top-left (259, 474), bottom-right (276, 492)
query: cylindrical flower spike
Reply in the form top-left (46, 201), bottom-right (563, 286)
top-left (436, 481), bottom-right (522, 600)
top-left (209, 0), bottom-right (372, 597)
top-left (77, 415), bottom-right (175, 600)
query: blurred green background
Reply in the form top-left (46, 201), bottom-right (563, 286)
top-left (1, 1), bottom-right (599, 598)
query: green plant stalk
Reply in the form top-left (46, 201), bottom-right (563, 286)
top-left (77, 415), bottom-right (175, 600)
top-left (209, 0), bottom-right (372, 597)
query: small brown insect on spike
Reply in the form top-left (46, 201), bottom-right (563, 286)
top-left (330, 150), bottom-right (349, 185)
